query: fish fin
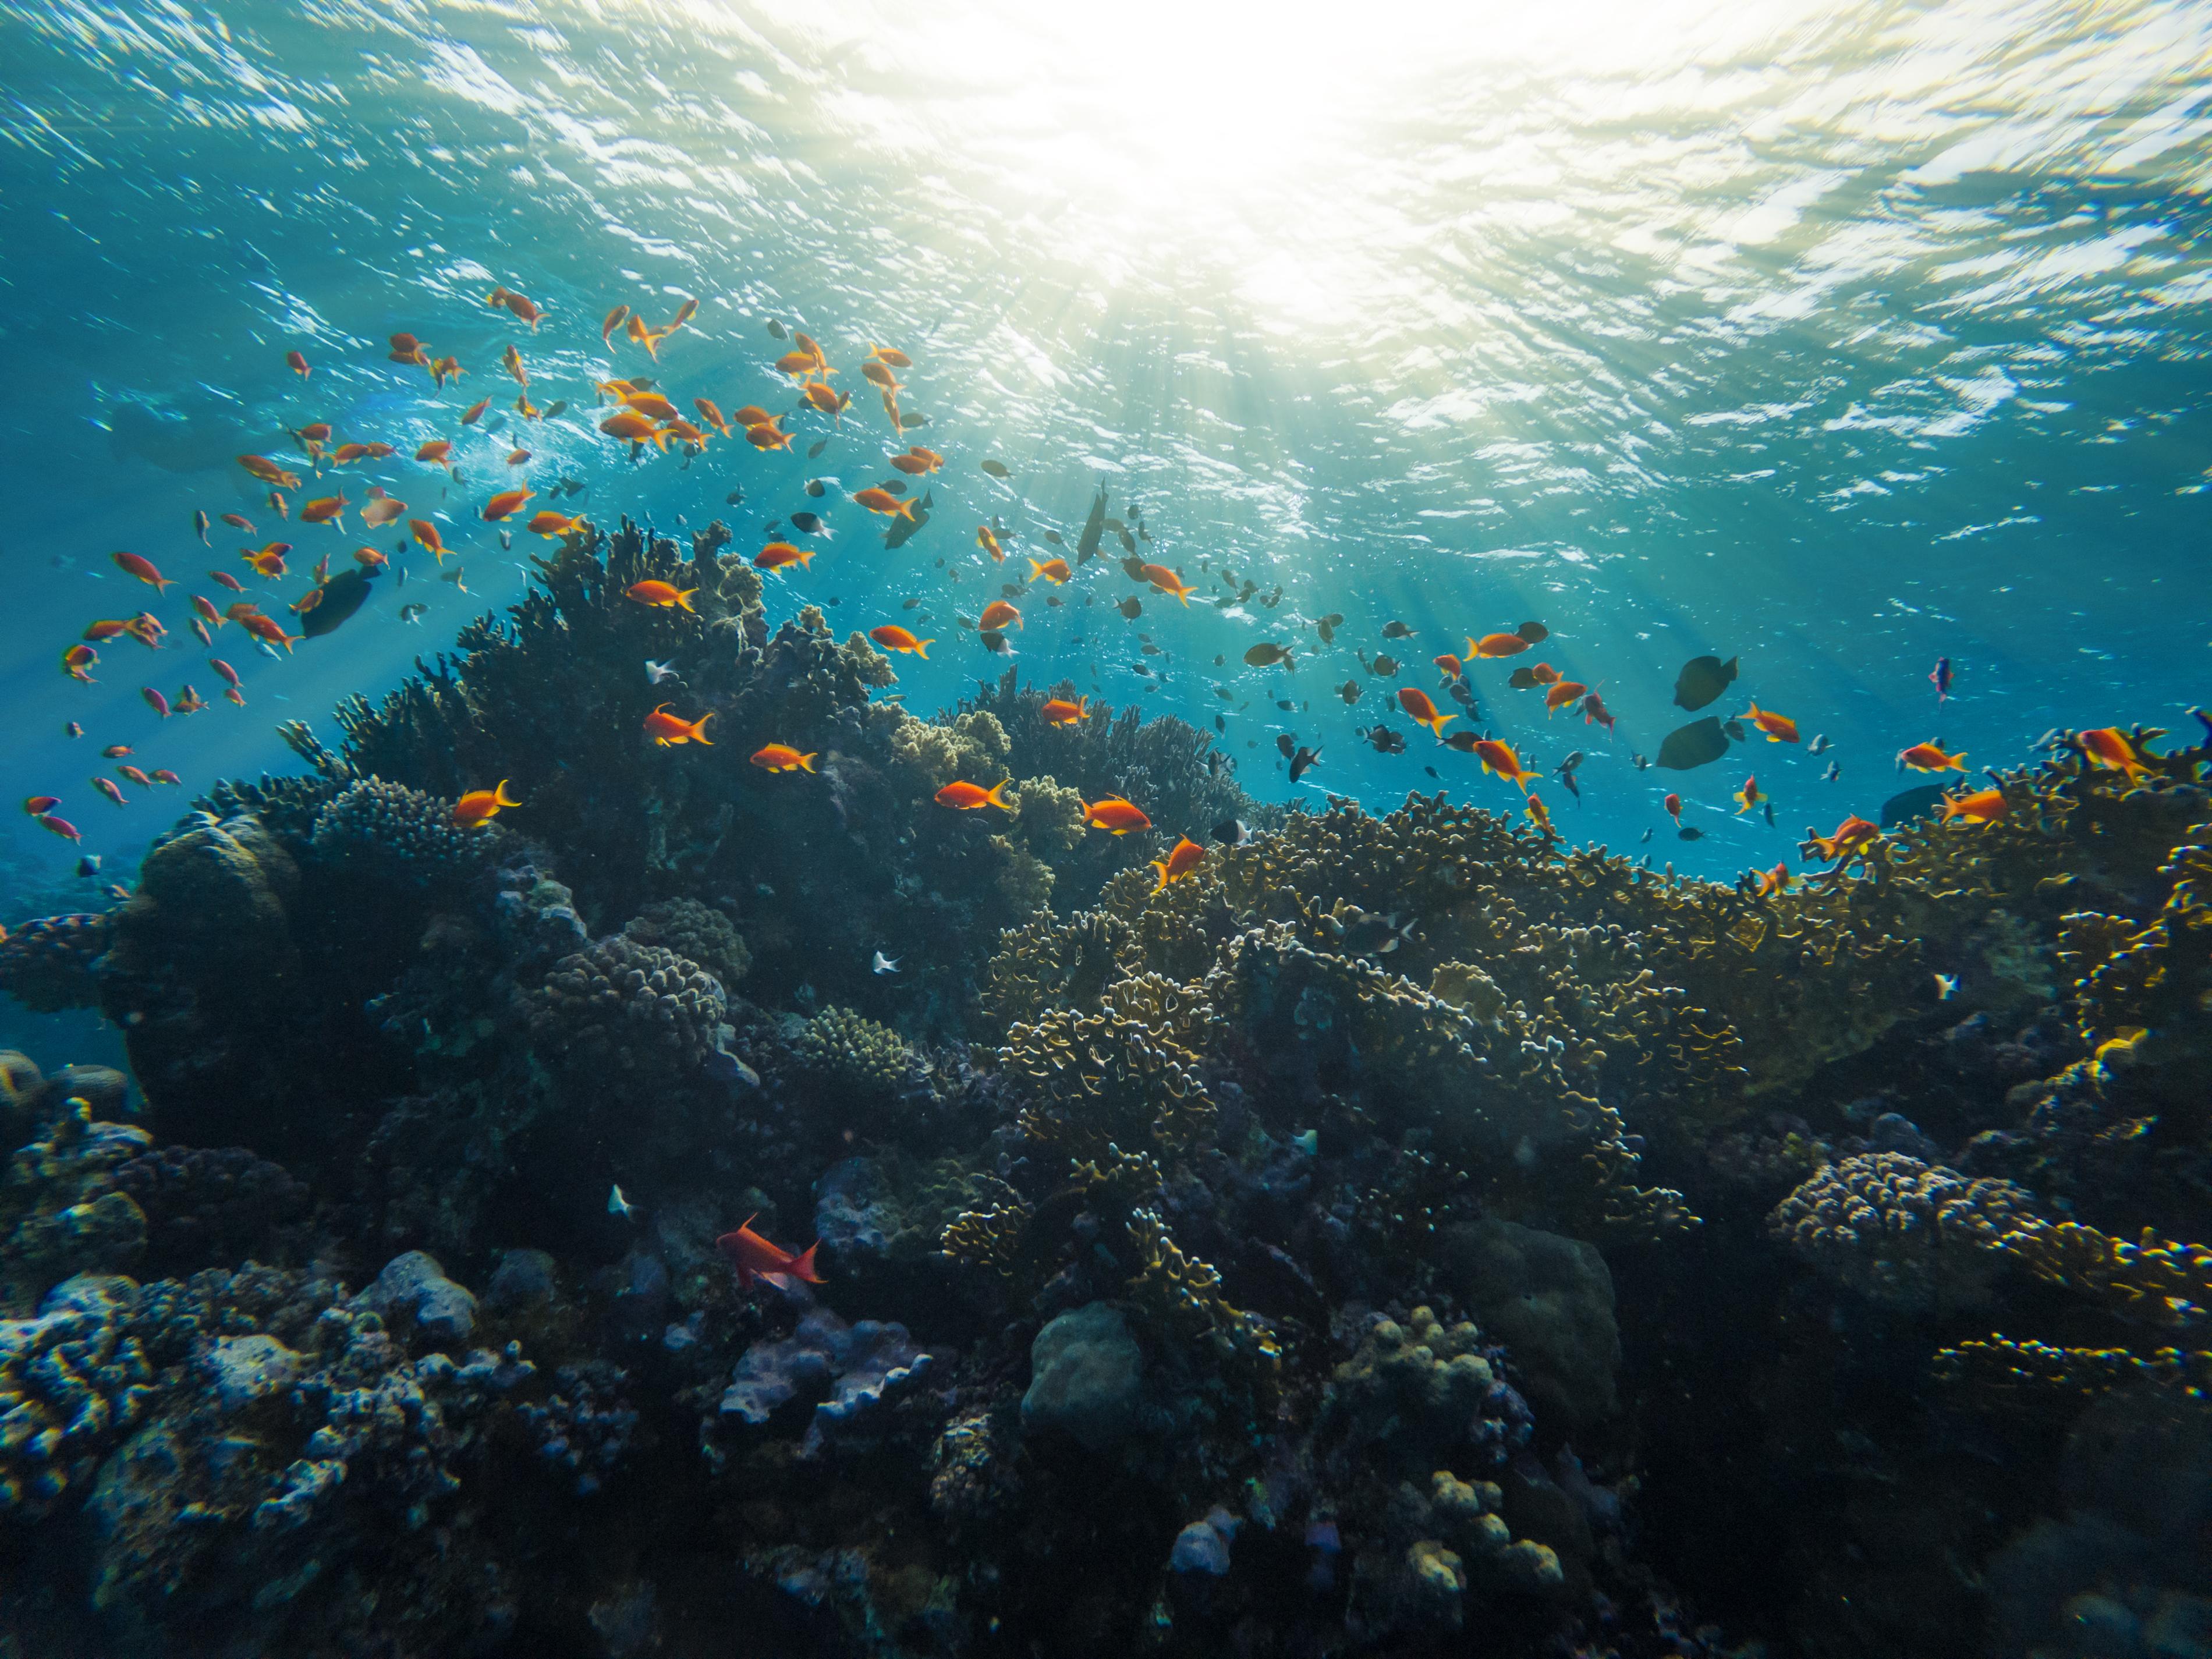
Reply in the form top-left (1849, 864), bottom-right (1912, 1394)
top-left (916, 639), bottom-right (931, 658)
top-left (987, 778), bottom-right (1013, 810)
top-left (1151, 860), bottom-right (1169, 891)
top-left (495, 779), bottom-right (521, 807)
top-left (789, 1242), bottom-right (823, 1283)
top-left (800, 751), bottom-right (818, 772)
top-left (692, 713), bottom-right (714, 745)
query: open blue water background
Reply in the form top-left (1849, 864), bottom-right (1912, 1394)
top-left (2, 0), bottom-right (2207, 1008)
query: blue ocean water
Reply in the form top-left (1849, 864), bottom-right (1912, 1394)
top-left (3, 1), bottom-right (2207, 923)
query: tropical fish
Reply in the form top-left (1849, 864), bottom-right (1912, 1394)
top-left (1880, 784), bottom-right (1950, 827)
top-left (210, 659), bottom-right (243, 703)
top-left (873, 951), bottom-right (901, 974)
top-left (746, 421), bottom-right (793, 452)
top-left (789, 512), bottom-right (831, 538)
top-left (1433, 653), bottom-right (1463, 681)
top-left (1673, 654), bottom-right (1739, 711)
top-left (1470, 739), bottom-right (1536, 792)
top-left (1656, 717), bottom-right (1729, 771)
top-left (1544, 679), bottom-right (1588, 714)
top-left (1664, 792), bottom-right (1683, 827)
top-left (1395, 686), bottom-right (1455, 739)
top-left (715, 1215), bottom-right (823, 1292)
top-left (1802, 814), bottom-right (1881, 863)
top-left (1142, 563), bottom-right (1196, 604)
top-left (285, 348), bottom-right (311, 378)
top-left (936, 779), bottom-right (1015, 811)
top-left (361, 494), bottom-right (407, 529)
top-left (116, 763), bottom-right (151, 789)
top-left (1030, 558), bottom-right (1070, 584)
top-left (1041, 696), bottom-right (1089, 726)
top-left (1469, 632), bottom-right (1533, 659)
top-left (22, 795), bottom-right (61, 817)
top-left (1940, 787), bottom-right (2009, 825)
top-left (1080, 796), bottom-right (1151, 833)
top-left (241, 543), bottom-right (290, 578)
top-left (1930, 657), bottom-right (1953, 703)
top-left (1581, 692), bottom-right (1615, 732)
top-left (1756, 862), bottom-right (1792, 896)
top-left (1897, 740), bottom-right (1966, 772)
top-left (645, 705), bottom-right (714, 747)
top-left (853, 486), bottom-right (916, 520)
top-left (452, 781), bottom-right (521, 828)
top-left (1243, 643), bottom-right (1294, 671)
top-left (111, 551), bottom-right (173, 591)
top-left (487, 284), bottom-right (543, 329)
top-left (979, 600), bottom-right (1022, 632)
top-left (400, 604), bottom-right (427, 625)
top-left (980, 459), bottom-right (1011, 479)
top-left (1734, 776), bottom-right (1766, 814)
top-left (527, 511), bottom-right (584, 539)
top-left (1742, 700), bottom-right (1800, 743)
top-left (61, 644), bottom-right (98, 682)
top-left (299, 569), bottom-right (376, 637)
top-left (481, 488), bottom-right (532, 522)
top-left (461, 397), bottom-right (491, 424)
top-left (870, 625), bottom-right (933, 657)
top-left (1151, 836), bottom-right (1207, 889)
top-left (38, 815), bottom-right (81, 842)
top-left (1289, 745), bottom-right (1322, 782)
top-left (2079, 727), bottom-right (2149, 782)
top-left (237, 454), bottom-right (302, 490)
top-left (1526, 795), bottom-right (1557, 839)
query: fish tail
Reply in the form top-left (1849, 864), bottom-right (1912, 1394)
top-left (691, 714), bottom-right (714, 746)
top-left (1152, 860), bottom-right (1170, 891)
top-left (788, 1241), bottom-right (823, 1283)
top-left (916, 639), bottom-right (932, 658)
top-left (800, 751), bottom-right (818, 772)
top-left (987, 778), bottom-right (1013, 811)
top-left (678, 588), bottom-right (699, 611)
top-left (495, 779), bottom-right (521, 807)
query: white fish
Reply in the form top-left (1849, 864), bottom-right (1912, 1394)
top-left (1934, 973), bottom-right (1959, 1001)
top-left (645, 659), bottom-right (678, 685)
top-left (1808, 734), bottom-right (1832, 756)
top-left (872, 951), bottom-right (900, 974)
top-left (608, 1183), bottom-right (636, 1218)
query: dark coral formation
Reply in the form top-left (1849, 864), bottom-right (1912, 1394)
top-left (5, 527), bottom-right (2212, 1658)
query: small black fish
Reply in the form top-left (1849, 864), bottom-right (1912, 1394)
top-left (1824, 760), bottom-right (1842, 782)
top-left (883, 490), bottom-right (932, 550)
top-left (767, 319), bottom-right (788, 339)
top-left (498, 531), bottom-right (512, 551)
top-left (1446, 680), bottom-right (1476, 709)
top-left (1673, 653), bottom-right (1739, 712)
top-left (76, 855), bottom-right (101, 877)
top-left (1442, 731), bottom-right (1480, 753)
top-left (1077, 482), bottom-right (1108, 565)
top-left (1289, 745), bottom-right (1322, 782)
top-left (1516, 621), bottom-right (1548, 644)
top-left (726, 489), bottom-right (745, 505)
top-left (980, 459), bottom-right (1010, 478)
top-left (1365, 725), bottom-right (1407, 754)
top-left (1382, 620), bottom-right (1413, 639)
top-left (1121, 554), bottom-right (1148, 582)
top-left (1338, 680), bottom-right (1362, 705)
top-left (1214, 714), bottom-right (1225, 732)
top-left (299, 567), bottom-right (376, 638)
top-left (763, 519), bottom-right (782, 534)
top-left (807, 439), bottom-right (828, 459)
top-left (1424, 765), bottom-right (1438, 779)
top-left (1215, 686), bottom-right (1235, 701)
top-left (544, 399), bottom-right (568, 419)
top-left (903, 412), bottom-right (929, 427)
top-left (1213, 817), bottom-right (1247, 845)
top-left (1277, 735), bottom-right (1297, 758)
top-left (1370, 654), bottom-right (1399, 676)
top-left (1245, 643), bottom-right (1294, 670)
top-left (1275, 699), bottom-right (1295, 711)
top-left (1508, 666), bottom-right (1541, 690)
top-left (1640, 828), bottom-right (1653, 843)
top-left (806, 478), bottom-right (827, 498)
top-left (1881, 784), bottom-right (1949, 828)
top-left (1678, 826), bottom-right (1705, 841)
top-left (790, 511), bottom-right (827, 535)
top-left (1317, 619), bottom-right (1336, 645)
top-left (1119, 597), bottom-right (1143, 620)
top-left (1141, 643), bottom-right (1162, 656)
top-left (902, 597), bottom-right (921, 610)
top-left (1043, 529), bottom-right (1064, 546)
top-left (882, 478), bottom-right (909, 496)
top-left (399, 602), bottom-right (427, 623)
top-left (981, 629), bottom-right (1015, 654)
top-left (1633, 753), bottom-right (1650, 771)
top-left (1763, 801), bottom-right (1777, 826)
top-left (1723, 719), bottom-right (1746, 743)
top-left (1657, 717), bottom-right (1729, 771)
top-left (1558, 771), bottom-right (1581, 802)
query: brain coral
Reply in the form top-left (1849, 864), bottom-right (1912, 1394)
top-left (525, 935), bottom-right (727, 1079)
top-left (1768, 1152), bottom-right (2041, 1313)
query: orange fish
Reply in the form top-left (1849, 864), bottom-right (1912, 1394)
top-left (461, 397), bottom-right (491, 425)
top-left (803, 383), bottom-right (850, 421)
top-left (1940, 788), bottom-right (2009, 825)
top-left (1396, 686), bottom-right (1456, 739)
top-left (657, 419), bottom-right (707, 451)
top-left (292, 421), bottom-right (332, 448)
top-left (101, 744), bottom-right (132, 757)
top-left (1664, 792), bottom-right (1682, 826)
top-left (111, 551), bottom-right (173, 591)
top-left (1468, 632), bottom-right (1531, 660)
top-left (362, 495), bottom-right (407, 529)
top-left (715, 1215), bottom-right (823, 1292)
top-left (1433, 653), bottom-right (1463, 681)
top-left (208, 570), bottom-right (245, 593)
top-left (481, 488), bottom-right (533, 522)
top-left (430, 356), bottom-right (462, 387)
top-left (506, 448), bottom-right (533, 466)
top-left (23, 795), bottom-right (61, 816)
top-left (1734, 776), bottom-right (1766, 814)
top-left (976, 526), bottom-right (1005, 562)
top-left (1526, 794), bottom-right (1557, 838)
top-left (776, 349), bottom-right (823, 379)
top-left (353, 546), bottom-right (388, 569)
top-left (527, 511), bottom-right (584, 539)
top-left (116, 764), bottom-right (152, 789)
top-left (82, 620), bottom-right (130, 642)
top-left (903, 446), bottom-right (942, 473)
top-left (1470, 739), bottom-right (1535, 792)
top-left (293, 586), bottom-right (325, 615)
top-left (644, 704), bottom-right (714, 747)
top-left (1526, 662), bottom-right (1562, 687)
top-left (1544, 680), bottom-right (1587, 714)
top-left (490, 286), bottom-right (542, 329)
top-left (2078, 728), bottom-right (2149, 782)
top-left (1029, 558), bottom-right (1070, 584)
top-left (388, 332), bottom-right (429, 367)
top-left (1898, 740), bottom-right (1966, 773)
top-left (172, 685), bottom-right (207, 715)
top-left (501, 343), bottom-right (527, 387)
top-left (300, 494), bottom-right (348, 527)
top-left (626, 580), bottom-right (697, 611)
top-left (1142, 564), bottom-right (1196, 604)
top-left (414, 439), bottom-right (453, 466)
top-left (853, 486), bottom-right (916, 520)
top-left (622, 391), bottom-right (681, 423)
top-left (61, 644), bottom-right (97, 682)
top-left (237, 612), bottom-right (301, 653)
top-left (93, 778), bottom-right (128, 808)
top-left (729, 405), bottom-right (772, 430)
top-left (936, 779), bottom-right (1015, 811)
top-left (238, 453), bottom-right (300, 489)
top-left (267, 489), bottom-right (289, 519)
top-left (754, 543), bottom-right (814, 574)
top-left (694, 398), bottom-right (732, 437)
top-left (285, 349), bottom-right (310, 378)
top-left (452, 780), bottom-right (521, 828)
top-left (869, 625), bottom-right (931, 657)
top-left (1802, 814), bottom-right (1881, 863)
top-left (626, 314), bottom-right (666, 359)
top-left (189, 595), bottom-right (225, 629)
top-left (220, 512), bottom-right (254, 532)
top-left (601, 304), bottom-right (629, 343)
top-left (1742, 700), bottom-right (1799, 743)
top-left (1150, 836), bottom-right (1207, 889)
top-left (867, 344), bottom-right (912, 368)
top-left (600, 410), bottom-right (665, 447)
top-left (794, 332), bottom-right (827, 370)
top-left (668, 297), bottom-right (698, 331)
top-left (749, 744), bottom-right (817, 774)
top-left (1756, 862), bottom-right (1793, 896)
top-left (410, 520), bottom-right (449, 561)
top-left (1041, 695), bottom-right (1089, 726)
top-left (979, 600), bottom-right (1022, 632)
top-left (1080, 796), bottom-right (1152, 834)
top-left (864, 360), bottom-right (902, 392)
top-left (330, 443), bottom-right (372, 465)
top-left (745, 422), bottom-right (793, 452)
top-left (242, 544), bottom-right (289, 578)
top-left (151, 770), bottom-right (182, 785)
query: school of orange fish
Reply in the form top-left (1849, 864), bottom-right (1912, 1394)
top-left (21, 279), bottom-right (2156, 927)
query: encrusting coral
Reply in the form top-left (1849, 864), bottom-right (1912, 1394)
top-left (9, 509), bottom-right (2212, 1659)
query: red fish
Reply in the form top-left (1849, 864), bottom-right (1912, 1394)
top-left (22, 796), bottom-right (60, 817)
top-left (461, 397), bottom-right (491, 425)
top-left (756, 543), bottom-right (814, 574)
top-left (1140, 563), bottom-right (1196, 604)
top-left (416, 439), bottom-right (453, 466)
top-left (715, 1215), bottom-right (823, 1292)
top-left (300, 494), bottom-right (349, 527)
top-left (1080, 796), bottom-right (1151, 834)
top-left (979, 600), bottom-right (1022, 632)
top-left (976, 526), bottom-right (1006, 562)
top-left (1041, 696), bottom-right (1089, 726)
top-left (1395, 686), bottom-right (1455, 739)
top-left (1580, 692), bottom-right (1615, 732)
top-left (1525, 794), bottom-right (1557, 839)
top-left (1940, 788), bottom-right (2008, 825)
top-left (82, 620), bottom-right (130, 643)
top-left (452, 780), bottom-right (521, 828)
top-left (1742, 700), bottom-right (1799, 743)
top-left (1897, 740), bottom-right (1966, 773)
top-left (286, 349), bottom-right (311, 378)
top-left (1664, 792), bottom-right (1682, 827)
top-left (117, 765), bottom-right (153, 789)
top-left (869, 625), bottom-right (930, 656)
top-left (410, 520), bottom-right (449, 561)
top-left (237, 612), bottom-right (301, 653)
top-left (152, 770), bottom-right (181, 786)
top-left (481, 488), bottom-right (533, 522)
top-left (749, 745), bottom-right (818, 774)
top-left (644, 705), bottom-right (714, 746)
top-left (1433, 653), bottom-right (1463, 681)
top-left (93, 778), bottom-right (127, 807)
top-left (1470, 739), bottom-right (1535, 793)
top-left (141, 687), bottom-right (171, 718)
top-left (1150, 836), bottom-right (1207, 889)
top-left (1802, 814), bottom-right (1881, 863)
top-left (2078, 728), bottom-right (2148, 782)
top-left (38, 815), bottom-right (81, 843)
top-left (237, 454), bottom-right (302, 489)
top-left (111, 551), bottom-right (173, 591)
top-left (1734, 776), bottom-right (1765, 814)
top-left (625, 580), bottom-right (696, 611)
top-left (208, 570), bottom-right (246, 593)
top-left (935, 779), bottom-right (1014, 811)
